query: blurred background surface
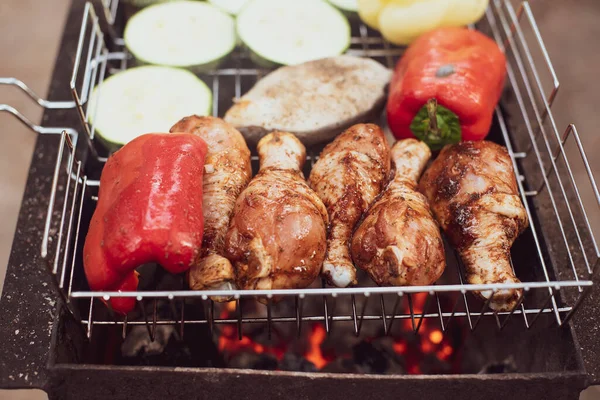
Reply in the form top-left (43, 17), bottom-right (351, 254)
top-left (0, 0), bottom-right (598, 399)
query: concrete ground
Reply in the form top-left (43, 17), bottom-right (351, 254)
top-left (0, 0), bottom-right (598, 399)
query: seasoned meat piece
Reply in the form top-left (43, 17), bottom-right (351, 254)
top-left (170, 116), bottom-right (251, 297)
top-left (419, 141), bottom-right (528, 311)
top-left (352, 139), bottom-right (445, 286)
top-left (309, 124), bottom-right (391, 287)
top-left (224, 56), bottom-right (391, 145)
top-left (225, 132), bottom-right (328, 293)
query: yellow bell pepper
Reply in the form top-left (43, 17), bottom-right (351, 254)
top-left (357, 0), bottom-right (489, 45)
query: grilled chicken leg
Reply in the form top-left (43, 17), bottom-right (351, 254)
top-left (419, 141), bottom-right (528, 311)
top-left (351, 139), bottom-right (445, 286)
top-left (225, 132), bottom-right (328, 292)
top-left (170, 116), bottom-right (252, 294)
top-left (309, 124), bottom-right (391, 287)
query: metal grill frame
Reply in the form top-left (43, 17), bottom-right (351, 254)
top-left (7, 0), bottom-right (598, 341)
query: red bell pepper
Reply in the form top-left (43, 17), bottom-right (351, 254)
top-left (387, 27), bottom-right (506, 150)
top-left (83, 133), bottom-right (208, 314)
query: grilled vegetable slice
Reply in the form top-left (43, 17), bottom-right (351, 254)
top-left (237, 0), bottom-right (350, 66)
top-left (88, 66), bottom-right (212, 149)
top-left (124, 1), bottom-right (236, 71)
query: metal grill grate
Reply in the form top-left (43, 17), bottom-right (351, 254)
top-left (11, 0), bottom-right (598, 341)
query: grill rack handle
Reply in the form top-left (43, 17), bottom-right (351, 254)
top-left (0, 77), bottom-right (77, 135)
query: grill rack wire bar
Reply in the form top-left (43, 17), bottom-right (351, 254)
top-left (30, 0), bottom-right (600, 341)
top-left (496, 0), bottom-right (594, 282)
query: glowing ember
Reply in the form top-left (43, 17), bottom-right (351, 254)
top-left (217, 302), bottom-right (287, 360)
top-left (304, 324), bottom-right (329, 369)
top-left (429, 330), bottom-right (443, 344)
top-left (392, 341), bottom-right (407, 354)
top-left (437, 344), bottom-right (454, 360)
top-left (408, 365), bottom-right (421, 374)
top-left (421, 340), bottom-right (434, 353)
top-left (219, 334), bottom-right (265, 354)
top-left (215, 293), bottom-right (460, 374)
top-left (390, 293), bottom-right (461, 374)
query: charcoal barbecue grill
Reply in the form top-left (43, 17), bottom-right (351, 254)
top-left (1, 0), bottom-right (599, 399)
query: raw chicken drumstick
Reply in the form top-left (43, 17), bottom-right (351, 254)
top-left (351, 139), bottom-right (446, 286)
top-left (419, 141), bottom-right (529, 311)
top-left (170, 116), bottom-right (252, 295)
top-left (225, 132), bottom-right (328, 292)
top-left (309, 124), bottom-right (391, 287)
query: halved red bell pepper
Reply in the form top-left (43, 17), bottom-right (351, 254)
top-left (83, 133), bottom-right (208, 314)
top-left (387, 27), bottom-right (506, 150)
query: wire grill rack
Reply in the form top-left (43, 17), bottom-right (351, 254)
top-left (2, 0), bottom-right (599, 341)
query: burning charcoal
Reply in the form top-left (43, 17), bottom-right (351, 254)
top-left (478, 356), bottom-right (517, 374)
top-left (320, 357), bottom-right (361, 374)
top-left (371, 337), bottom-right (406, 374)
top-left (279, 353), bottom-right (318, 372)
top-left (352, 340), bottom-right (406, 375)
top-left (121, 325), bottom-right (175, 357)
top-left (228, 351), bottom-right (278, 370)
top-left (225, 299), bottom-right (300, 346)
top-left (241, 324), bottom-right (272, 347)
top-left (113, 298), bottom-right (223, 368)
top-left (320, 330), bottom-right (362, 357)
top-left (118, 325), bottom-right (200, 367)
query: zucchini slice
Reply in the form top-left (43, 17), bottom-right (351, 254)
top-left (208, 0), bottom-right (250, 15)
top-left (87, 66), bottom-right (212, 149)
top-left (237, 0), bottom-right (351, 66)
top-left (124, 1), bottom-right (236, 72)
